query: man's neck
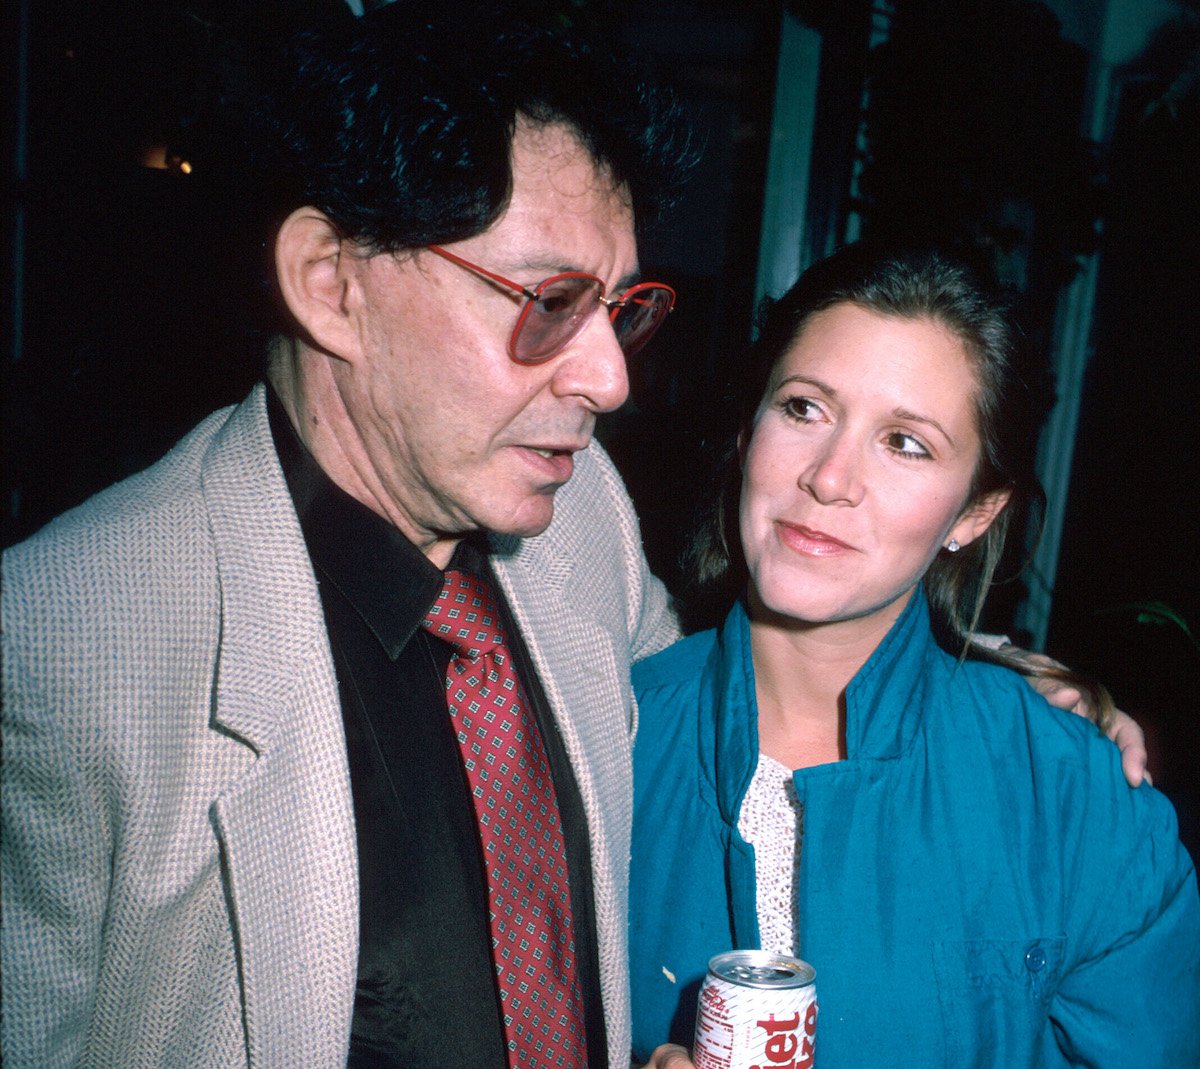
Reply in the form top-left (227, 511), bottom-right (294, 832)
top-left (266, 337), bottom-right (461, 569)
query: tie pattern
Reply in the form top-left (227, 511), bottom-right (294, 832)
top-left (422, 569), bottom-right (587, 1069)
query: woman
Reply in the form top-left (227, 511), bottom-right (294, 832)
top-left (628, 243), bottom-right (1200, 1066)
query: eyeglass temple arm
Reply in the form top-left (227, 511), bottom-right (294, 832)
top-left (429, 243), bottom-right (672, 313)
top-left (427, 245), bottom-right (538, 301)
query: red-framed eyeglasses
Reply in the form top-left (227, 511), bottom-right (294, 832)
top-left (427, 244), bottom-right (676, 365)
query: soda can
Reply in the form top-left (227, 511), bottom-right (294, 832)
top-left (692, 949), bottom-right (818, 1069)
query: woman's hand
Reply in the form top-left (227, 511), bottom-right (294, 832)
top-left (640, 1044), bottom-right (696, 1069)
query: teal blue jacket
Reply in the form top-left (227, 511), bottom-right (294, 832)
top-left (629, 591), bottom-right (1200, 1066)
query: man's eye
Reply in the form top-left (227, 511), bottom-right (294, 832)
top-left (536, 290), bottom-right (575, 315)
top-left (534, 280), bottom-right (595, 318)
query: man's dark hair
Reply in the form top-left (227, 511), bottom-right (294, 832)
top-left (214, 2), bottom-right (692, 340)
top-left (245, 2), bottom-right (693, 253)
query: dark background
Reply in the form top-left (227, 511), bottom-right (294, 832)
top-left (5, 0), bottom-right (1198, 857)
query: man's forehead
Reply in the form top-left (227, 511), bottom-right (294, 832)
top-left (511, 119), bottom-right (628, 203)
top-left (481, 120), bottom-right (637, 278)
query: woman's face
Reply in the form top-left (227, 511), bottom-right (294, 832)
top-left (739, 302), bottom-right (1006, 630)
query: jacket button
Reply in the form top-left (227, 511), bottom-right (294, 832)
top-left (1025, 946), bottom-right (1047, 972)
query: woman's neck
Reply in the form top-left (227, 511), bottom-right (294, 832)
top-left (748, 590), bottom-right (910, 769)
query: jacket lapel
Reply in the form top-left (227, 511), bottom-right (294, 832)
top-left (201, 386), bottom-right (358, 1067)
top-left (490, 529), bottom-right (635, 878)
top-left (489, 477), bottom-right (637, 1066)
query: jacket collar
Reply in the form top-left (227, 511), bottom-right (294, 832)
top-left (487, 445), bottom-right (636, 1069)
top-left (708, 588), bottom-right (935, 827)
top-left (201, 384), bottom-right (335, 752)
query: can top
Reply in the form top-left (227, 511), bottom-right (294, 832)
top-left (708, 949), bottom-right (816, 990)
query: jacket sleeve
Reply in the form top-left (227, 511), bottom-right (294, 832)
top-left (1046, 769), bottom-right (1200, 1066)
top-left (627, 547), bottom-right (679, 668)
top-left (1, 630), bottom-right (110, 1069)
top-left (586, 440), bottom-right (681, 667)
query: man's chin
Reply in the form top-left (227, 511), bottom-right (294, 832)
top-left (491, 494), bottom-right (558, 541)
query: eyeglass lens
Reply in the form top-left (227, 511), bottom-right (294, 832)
top-left (515, 277), bottom-right (603, 363)
top-left (514, 278), bottom-right (672, 363)
top-left (612, 286), bottom-right (674, 356)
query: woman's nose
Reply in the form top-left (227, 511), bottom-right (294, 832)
top-left (799, 433), bottom-right (864, 506)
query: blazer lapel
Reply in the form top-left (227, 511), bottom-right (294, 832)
top-left (201, 387), bottom-right (358, 1067)
top-left (489, 507), bottom-right (637, 1063)
top-left (490, 532), bottom-right (634, 855)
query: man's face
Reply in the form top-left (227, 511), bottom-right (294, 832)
top-left (333, 121), bottom-right (638, 564)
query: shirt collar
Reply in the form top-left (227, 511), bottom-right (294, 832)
top-left (266, 384), bottom-right (487, 659)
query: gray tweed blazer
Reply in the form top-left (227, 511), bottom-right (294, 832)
top-left (1, 385), bottom-right (679, 1069)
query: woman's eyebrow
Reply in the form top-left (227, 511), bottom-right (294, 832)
top-left (892, 406), bottom-right (955, 447)
top-left (774, 373), bottom-right (835, 395)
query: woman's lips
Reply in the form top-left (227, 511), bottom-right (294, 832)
top-left (776, 521), bottom-right (857, 557)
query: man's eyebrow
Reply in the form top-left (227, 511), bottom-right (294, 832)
top-left (514, 255), bottom-right (642, 291)
top-left (555, 265), bottom-right (643, 292)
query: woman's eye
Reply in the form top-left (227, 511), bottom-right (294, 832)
top-left (782, 396), bottom-right (822, 422)
top-left (887, 431), bottom-right (930, 458)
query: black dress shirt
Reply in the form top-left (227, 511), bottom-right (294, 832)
top-left (267, 388), bottom-right (606, 1068)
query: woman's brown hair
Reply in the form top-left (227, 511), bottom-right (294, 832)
top-left (686, 240), bottom-right (1113, 727)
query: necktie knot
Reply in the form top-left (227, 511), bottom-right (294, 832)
top-left (421, 568), bottom-right (505, 661)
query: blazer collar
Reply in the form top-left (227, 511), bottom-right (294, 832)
top-left (487, 445), bottom-right (636, 1069)
top-left (200, 385), bottom-right (332, 750)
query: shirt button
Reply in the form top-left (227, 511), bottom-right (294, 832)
top-left (1025, 946), bottom-right (1047, 972)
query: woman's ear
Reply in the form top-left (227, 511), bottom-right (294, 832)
top-left (274, 207), bottom-right (360, 361)
top-left (949, 487), bottom-right (1012, 550)
top-left (737, 427), bottom-right (749, 465)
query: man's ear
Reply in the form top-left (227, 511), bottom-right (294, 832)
top-left (949, 487), bottom-right (1012, 549)
top-left (274, 207), bottom-right (360, 361)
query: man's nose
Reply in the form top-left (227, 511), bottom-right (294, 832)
top-left (550, 310), bottom-right (630, 413)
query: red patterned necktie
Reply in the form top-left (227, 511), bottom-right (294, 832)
top-left (422, 568), bottom-right (588, 1069)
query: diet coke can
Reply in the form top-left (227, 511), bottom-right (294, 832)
top-left (692, 949), bottom-right (818, 1069)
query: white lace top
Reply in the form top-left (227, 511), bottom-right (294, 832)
top-left (736, 752), bottom-right (804, 956)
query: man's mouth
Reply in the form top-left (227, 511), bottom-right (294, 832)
top-left (516, 445), bottom-right (577, 483)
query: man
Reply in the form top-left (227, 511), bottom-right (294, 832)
top-left (1, 6), bottom-right (1144, 1069)
top-left (2, 9), bottom-right (687, 1067)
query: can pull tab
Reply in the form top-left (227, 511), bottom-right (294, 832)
top-left (728, 963), bottom-right (801, 984)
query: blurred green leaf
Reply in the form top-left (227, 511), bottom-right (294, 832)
top-left (1097, 600), bottom-right (1199, 652)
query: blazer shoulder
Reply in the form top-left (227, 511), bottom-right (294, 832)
top-left (556, 438), bottom-right (640, 531)
top-left (2, 401), bottom-right (245, 635)
top-left (7, 404), bottom-right (235, 558)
